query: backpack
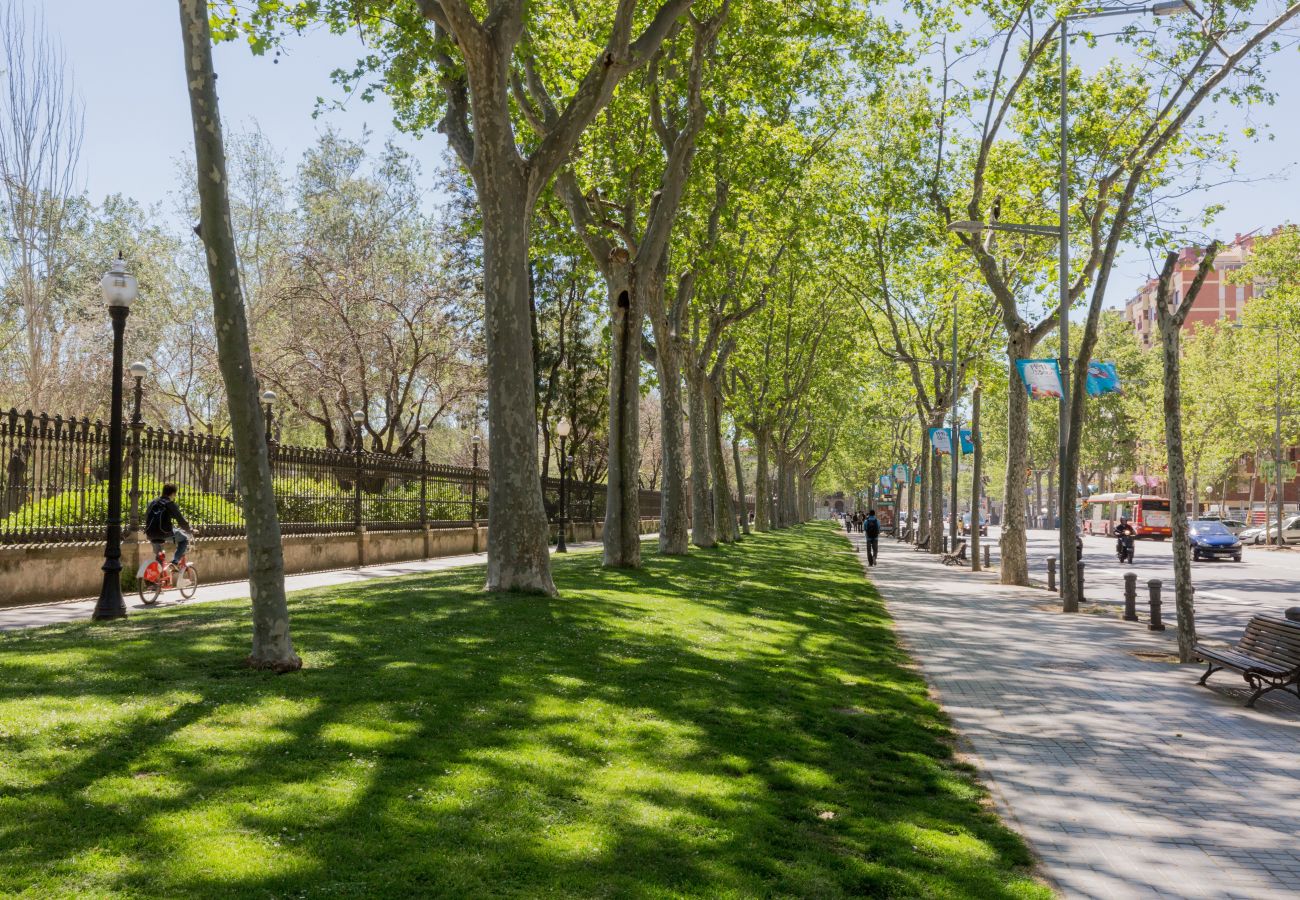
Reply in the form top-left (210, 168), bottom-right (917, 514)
top-left (144, 498), bottom-right (168, 537)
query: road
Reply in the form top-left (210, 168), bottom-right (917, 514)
top-left (915, 526), bottom-right (1300, 643)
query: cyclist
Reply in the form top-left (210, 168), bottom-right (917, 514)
top-left (144, 483), bottom-right (192, 567)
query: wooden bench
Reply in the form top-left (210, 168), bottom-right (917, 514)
top-left (942, 539), bottom-right (968, 566)
top-left (1195, 614), bottom-right (1300, 708)
top-left (914, 535), bottom-right (929, 551)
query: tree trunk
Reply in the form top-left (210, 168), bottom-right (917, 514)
top-left (917, 427), bottom-right (929, 546)
top-left (480, 180), bottom-right (555, 593)
top-left (654, 339), bottom-right (690, 554)
top-left (1001, 331), bottom-right (1032, 585)
top-left (686, 366), bottom-right (715, 546)
top-left (732, 430), bottom-right (749, 536)
top-left (929, 445), bottom-right (943, 554)
top-left (1161, 320), bottom-right (1197, 662)
top-left (971, 384), bottom-right (983, 571)
top-left (603, 270), bottom-right (642, 568)
top-left (905, 449), bottom-right (915, 540)
top-left (708, 384), bottom-right (736, 542)
top-left (753, 426), bottom-right (770, 532)
top-left (178, 0), bottom-right (299, 671)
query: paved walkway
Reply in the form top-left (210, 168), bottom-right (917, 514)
top-left (855, 534), bottom-right (1300, 900)
top-left (0, 537), bottom-right (631, 632)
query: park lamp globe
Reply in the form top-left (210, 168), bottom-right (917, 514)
top-left (351, 409), bottom-right (365, 424)
top-left (1152, 1), bottom-right (1193, 15)
top-left (417, 422), bottom-right (429, 436)
top-left (100, 256), bottom-right (138, 309)
top-left (128, 361), bottom-right (149, 379)
top-left (260, 389), bottom-right (277, 405)
top-left (556, 417), bottom-right (572, 438)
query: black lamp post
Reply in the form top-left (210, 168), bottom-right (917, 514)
top-left (127, 360), bottom-right (148, 535)
top-left (261, 390), bottom-right (277, 456)
top-left (418, 423), bottom-right (429, 527)
top-left (93, 256), bottom-right (139, 622)
top-left (352, 409), bottom-right (364, 529)
top-left (556, 416), bottom-right (571, 552)
top-left (470, 433), bottom-right (482, 550)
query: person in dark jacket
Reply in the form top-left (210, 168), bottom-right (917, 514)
top-left (144, 483), bottom-right (192, 565)
top-left (863, 509), bottom-right (880, 566)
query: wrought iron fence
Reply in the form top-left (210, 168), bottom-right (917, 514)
top-left (1, 407), bottom-right (658, 545)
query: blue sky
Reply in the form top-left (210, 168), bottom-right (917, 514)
top-left (46, 1), bottom-right (1300, 306)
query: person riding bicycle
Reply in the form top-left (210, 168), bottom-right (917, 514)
top-left (144, 483), bottom-right (191, 566)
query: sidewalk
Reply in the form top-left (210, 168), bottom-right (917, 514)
top-left (854, 534), bottom-right (1300, 900)
top-left (0, 536), bottom-right (635, 632)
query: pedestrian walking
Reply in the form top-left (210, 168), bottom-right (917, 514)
top-left (864, 508), bottom-right (880, 567)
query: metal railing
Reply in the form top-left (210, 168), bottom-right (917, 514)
top-left (0, 407), bottom-right (659, 545)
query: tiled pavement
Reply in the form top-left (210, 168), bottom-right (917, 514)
top-left (858, 534), bottom-right (1300, 900)
top-left (0, 536), bottom-right (634, 632)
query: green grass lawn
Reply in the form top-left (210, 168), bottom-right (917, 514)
top-left (0, 524), bottom-right (1048, 898)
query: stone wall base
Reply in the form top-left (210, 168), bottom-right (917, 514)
top-left (0, 518), bottom-right (658, 607)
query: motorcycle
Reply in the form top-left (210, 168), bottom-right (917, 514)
top-left (1115, 533), bottom-right (1135, 564)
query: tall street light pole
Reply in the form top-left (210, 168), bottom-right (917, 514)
top-left (352, 410), bottom-right (365, 530)
top-left (93, 256), bottom-right (139, 622)
top-left (1056, 0), bottom-right (1194, 605)
top-left (556, 417), bottom-right (571, 552)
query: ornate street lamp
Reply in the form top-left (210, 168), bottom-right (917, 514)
top-left (417, 422), bottom-right (429, 527)
top-left (93, 256), bottom-right (139, 621)
top-left (127, 361), bottom-right (149, 535)
top-left (556, 417), bottom-right (571, 552)
top-left (352, 409), bottom-right (365, 530)
top-left (261, 389), bottom-right (277, 454)
top-left (470, 433), bottom-right (482, 551)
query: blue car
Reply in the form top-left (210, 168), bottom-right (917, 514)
top-left (1188, 520), bottom-right (1243, 562)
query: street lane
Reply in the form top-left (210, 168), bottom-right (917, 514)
top-left (950, 526), bottom-right (1300, 642)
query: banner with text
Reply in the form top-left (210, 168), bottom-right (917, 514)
top-left (1015, 359), bottom-right (1064, 399)
top-left (929, 427), bottom-right (953, 455)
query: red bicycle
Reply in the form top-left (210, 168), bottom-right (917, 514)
top-left (137, 535), bottom-right (198, 604)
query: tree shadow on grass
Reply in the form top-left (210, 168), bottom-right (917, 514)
top-left (0, 524), bottom-right (1046, 898)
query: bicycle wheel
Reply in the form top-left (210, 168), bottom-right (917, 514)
top-left (138, 572), bottom-right (163, 605)
top-left (177, 564), bottom-right (199, 599)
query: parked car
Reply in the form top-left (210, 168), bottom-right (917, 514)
top-left (1195, 516), bottom-right (1248, 536)
top-left (1188, 520), bottom-right (1243, 561)
top-left (1240, 515), bottom-right (1300, 545)
top-left (960, 513), bottom-right (988, 536)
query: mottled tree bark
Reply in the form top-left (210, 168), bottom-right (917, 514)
top-left (654, 337), bottom-right (690, 553)
top-left (753, 427), bottom-right (770, 532)
top-left (709, 382), bottom-right (736, 542)
top-left (603, 263), bottom-right (641, 567)
top-left (686, 365), bottom-right (715, 546)
top-left (1156, 243), bottom-right (1219, 662)
top-left (178, 0), bottom-right (299, 670)
top-left (732, 429), bottom-right (749, 536)
top-left (1000, 329), bottom-right (1033, 585)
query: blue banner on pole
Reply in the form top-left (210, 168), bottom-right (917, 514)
top-left (1084, 361), bottom-right (1122, 396)
top-left (1015, 358), bottom-right (1064, 399)
top-left (879, 474), bottom-right (893, 493)
top-left (959, 428), bottom-right (975, 454)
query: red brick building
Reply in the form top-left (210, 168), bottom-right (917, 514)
top-left (1121, 227), bottom-right (1300, 518)
top-left (1123, 231), bottom-right (1261, 348)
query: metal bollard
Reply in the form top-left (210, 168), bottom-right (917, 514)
top-left (1147, 579), bottom-right (1165, 631)
top-left (1077, 560), bottom-right (1086, 603)
top-left (983, 545), bottom-right (990, 568)
top-left (1123, 572), bottom-right (1138, 621)
top-left (943, 535), bottom-right (949, 553)
top-left (1047, 556), bottom-right (1057, 593)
